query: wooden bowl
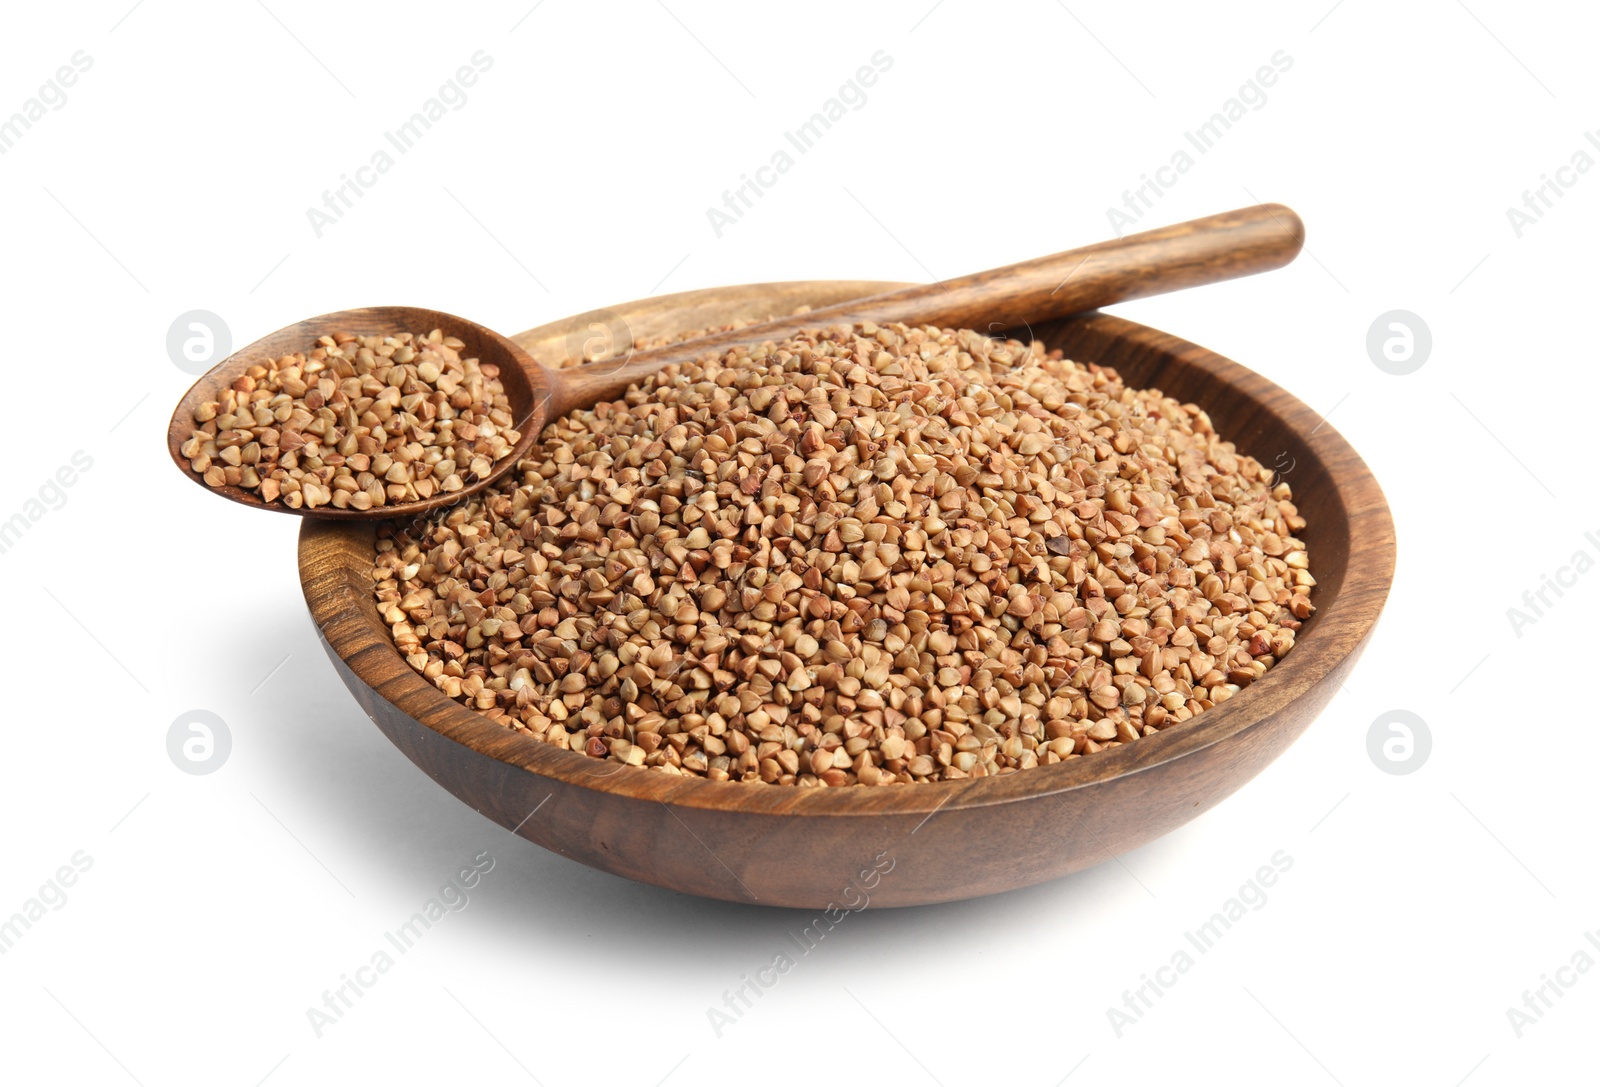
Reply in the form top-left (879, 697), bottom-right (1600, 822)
top-left (297, 281), bottom-right (1395, 908)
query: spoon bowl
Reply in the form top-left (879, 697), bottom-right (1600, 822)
top-left (165, 306), bottom-right (548, 518)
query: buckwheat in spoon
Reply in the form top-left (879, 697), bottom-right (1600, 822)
top-left (166, 204), bottom-right (1303, 518)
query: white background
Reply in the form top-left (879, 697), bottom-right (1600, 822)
top-left (1, 1), bottom-right (1592, 1083)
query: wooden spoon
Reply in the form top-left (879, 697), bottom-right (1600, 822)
top-left (167, 203), bottom-right (1303, 519)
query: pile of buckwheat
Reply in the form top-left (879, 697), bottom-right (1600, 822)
top-left (181, 330), bottom-right (519, 510)
top-left (372, 321), bottom-right (1314, 786)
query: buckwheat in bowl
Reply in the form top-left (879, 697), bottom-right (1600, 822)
top-left (298, 280), bottom-right (1394, 908)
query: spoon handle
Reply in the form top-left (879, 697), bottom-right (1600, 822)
top-left (546, 203), bottom-right (1303, 421)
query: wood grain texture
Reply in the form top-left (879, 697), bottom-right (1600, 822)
top-left (298, 279), bottom-right (1394, 909)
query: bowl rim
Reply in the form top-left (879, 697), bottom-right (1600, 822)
top-left (297, 280), bottom-right (1395, 819)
